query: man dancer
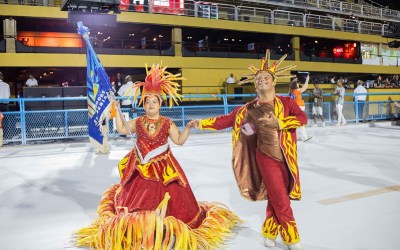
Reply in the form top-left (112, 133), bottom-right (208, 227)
top-left (194, 50), bottom-right (307, 250)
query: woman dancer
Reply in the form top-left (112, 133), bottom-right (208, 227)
top-left (75, 63), bottom-right (240, 250)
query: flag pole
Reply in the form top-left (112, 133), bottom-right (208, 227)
top-left (108, 92), bottom-right (136, 141)
top-left (77, 21), bottom-right (135, 148)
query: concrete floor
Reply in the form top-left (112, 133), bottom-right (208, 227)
top-left (0, 121), bottom-right (399, 250)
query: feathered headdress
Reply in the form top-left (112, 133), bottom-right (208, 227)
top-left (127, 63), bottom-right (184, 107)
top-left (238, 49), bottom-right (296, 86)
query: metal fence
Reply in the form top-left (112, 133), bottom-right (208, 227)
top-left (1, 92), bottom-right (399, 145)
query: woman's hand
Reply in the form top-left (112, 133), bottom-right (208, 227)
top-left (186, 120), bottom-right (198, 129)
top-left (112, 100), bottom-right (120, 108)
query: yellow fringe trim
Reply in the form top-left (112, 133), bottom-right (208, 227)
top-left (75, 184), bottom-right (242, 250)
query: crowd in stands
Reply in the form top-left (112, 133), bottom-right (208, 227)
top-left (316, 74), bottom-right (400, 89)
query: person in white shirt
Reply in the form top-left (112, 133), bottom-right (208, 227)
top-left (25, 74), bottom-right (38, 87)
top-left (353, 80), bottom-right (368, 122)
top-left (117, 75), bottom-right (140, 109)
top-left (0, 72), bottom-right (11, 111)
top-left (225, 73), bottom-right (237, 95)
top-left (334, 80), bottom-right (346, 126)
top-left (226, 73), bottom-right (236, 84)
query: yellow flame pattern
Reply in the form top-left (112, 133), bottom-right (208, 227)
top-left (262, 217), bottom-right (279, 239)
top-left (274, 98), bottom-right (301, 200)
top-left (199, 118), bottom-right (217, 130)
top-left (232, 107), bottom-right (247, 149)
top-left (118, 156), bottom-right (129, 179)
top-left (280, 220), bottom-right (300, 245)
top-left (137, 162), bottom-right (152, 178)
top-left (162, 164), bottom-right (179, 185)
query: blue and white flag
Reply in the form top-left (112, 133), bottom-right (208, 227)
top-left (77, 21), bottom-right (113, 153)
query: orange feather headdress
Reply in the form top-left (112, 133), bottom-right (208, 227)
top-left (238, 49), bottom-right (296, 86)
top-left (128, 63), bottom-right (184, 107)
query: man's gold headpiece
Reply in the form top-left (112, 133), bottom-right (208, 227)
top-left (238, 49), bottom-right (296, 86)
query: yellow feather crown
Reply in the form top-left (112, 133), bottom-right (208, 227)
top-left (129, 63), bottom-right (184, 108)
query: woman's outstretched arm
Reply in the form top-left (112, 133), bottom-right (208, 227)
top-left (168, 120), bottom-right (197, 146)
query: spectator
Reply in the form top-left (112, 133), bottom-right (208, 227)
top-left (0, 72), bottom-right (10, 112)
top-left (140, 37), bottom-right (147, 49)
top-left (334, 80), bottom-right (347, 126)
top-left (390, 75), bottom-right (399, 87)
top-left (383, 77), bottom-right (392, 88)
top-left (203, 35), bottom-right (210, 51)
top-left (197, 38), bottom-right (204, 51)
top-left (290, 74), bottom-right (312, 141)
top-left (374, 75), bottom-right (384, 88)
top-left (343, 77), bottom-right (350, 88)
top-left (353, 80), bottom-right (367, 122)
top-left (117, 75), bottom-right (140, 109)
top-left (143, 0), bottom-right (149, 12)
top-left (226, 73), bottom-right (236, 84)
top-left (25, 74), bottom-right (38, 87)
top-left (113, 72), bottom-right (124, 93)
top-left (312, 83), bottom-right (325, 127)
top-left (330, 76), bottom-right (336, 84)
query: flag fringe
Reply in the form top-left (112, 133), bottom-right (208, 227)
top-left (74, 184), bottom-right (242, 250)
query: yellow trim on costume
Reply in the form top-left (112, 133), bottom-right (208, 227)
top-left (137, 162), bottom-right (152, 178)
top-left (262, 217), bottom-right (279, 240)
top-left (275, 97), bottom-right (301, 130)
top-left (275, 98), bottom-right (301, 200)
top-left (118, 156), bottom-right (129, 179)
top-left (280, 220), bottom-right (300, 245)
top-left (199, 118), bottom-right (217, 130)
top-left (162, 164), bottom-right (179, 185)
top-left (232, 107), bottom-right (246, 149)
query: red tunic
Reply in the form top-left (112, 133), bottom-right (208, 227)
top-left (116, 116), bottom-right (205, 228)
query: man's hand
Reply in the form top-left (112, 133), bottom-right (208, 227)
top-left (258, 112), bottom-right (278, 128)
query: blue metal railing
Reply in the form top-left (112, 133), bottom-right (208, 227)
top-left (1, 92), bottom-right (399, 145)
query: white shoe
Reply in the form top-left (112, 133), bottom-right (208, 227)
top-left (322, 122), bottom-right (325, 127)
top-left (263, 237), bottom-right (276, 247)
top-left (312, 124), bottom-right (317, 128)
top-left (288, 242), bottom-right (305, 250)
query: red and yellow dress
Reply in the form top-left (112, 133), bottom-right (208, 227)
top-left (75, 116), bottom-right (240, 250)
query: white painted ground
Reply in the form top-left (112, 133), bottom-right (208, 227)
top-left (0, 121), bottom-right (399, 250)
